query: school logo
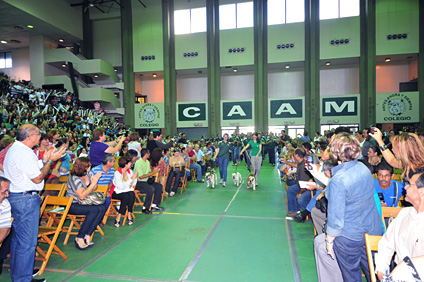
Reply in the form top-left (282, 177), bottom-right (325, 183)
top-left (380, 93), bottom-right (413, 122)
top-left (387, 99), bottom-right (405, 116)
top-left (137, 103), bottom-right (162, 127)
top-left (143, 108), bottom-right (156, 122)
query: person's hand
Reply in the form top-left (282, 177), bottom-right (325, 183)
top-left (52, 170), bottom-right (61, 177)
top-left (91, 171), bottom-right (102, 183)
top-left (381, 202), bottom-right (387, 207)
top-left (326, 239), bottom-right (336, 260)
top-left (296, 193), bottom-right (301, 199)
top-left (316, 193), bottom-right (324, 200)
top-left (213, 157), bottom-right (216, 162)
top-left (49, 147), bottom-right (67, 162)
top-left (369, 127), bottom-right (383, 144)
top-left (305, 183), bottom-right (318, 190)
top-left (132, 172), bottom-right (138, 180)
top-left (377, 271), bottom-right (384, 281)
top-left (153, 167), bottom-right (160, 174)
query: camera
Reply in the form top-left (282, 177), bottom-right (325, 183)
top-left (369, 125), bottom-right (375, 134)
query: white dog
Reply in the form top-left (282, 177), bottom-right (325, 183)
top-left (205, 170), bottom-right (218, 188)
top-left (247, 174), bottom-right (256, 191)
top-left (232, 172), bottom-right (242, 186)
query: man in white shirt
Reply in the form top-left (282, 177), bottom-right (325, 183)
top-left (375, 172), bottom-right (424, 280)
top-left (4, 124), bottom-right (65, 282)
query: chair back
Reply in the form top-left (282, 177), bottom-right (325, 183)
top-left (43, 184), bottom-right (67, 197)
top-left (382, 207), bottom-right (402, 231)
top-left (59, 176), bottom-right (69, 183)
top-left (96, 185), bottom-right (110, 195)
top-left (152, 172), bottom-right (159, 182)
top-left (364, 233), bottom-right (382, 282)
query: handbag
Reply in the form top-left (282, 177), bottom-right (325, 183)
top-left (172, 166), bottom-right (182, 173)
top-left (78, 191), bottom-right (105, 205)
top-left (315, 197), bottom-right (328, 214)
top-left (147, 177), bottom-right (155, 185)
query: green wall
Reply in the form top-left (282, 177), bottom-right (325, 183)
top-left (220, 28), bottom-right (254, 67)
top-left (320, 17), bottom-right (360, 59)
top-left (175, 33), bottom-right (207, 70)
top-left (376, 0), bottom-right (419, 55)
top-left (268, 23), bottom-right (305, 63)
top-left (133, 0), bottom-right (164, 72)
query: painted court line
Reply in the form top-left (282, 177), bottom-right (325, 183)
top-left (279, 168), bottom-right (302, 282)
top-left (78, 271), bottom-right (179, 282)
top-left (62, 184), bottom-right (204, 282)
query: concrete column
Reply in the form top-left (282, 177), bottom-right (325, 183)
top-left (304, 0), bottom-right (320, 135)
top-left (359, 0), bottom-right (376, 128)
top-left (253, 0), bottom-right (268, 133)
top-left (29, 35), bottom-right (45, 88)
top-left (121, 0), bottom-right (135, 128)
top-left (207, 0), bottom-right (221, 137)
top-left (419, 0), bottom-right (424, 126)
top-left (163, 0), bottom-right (177, 136)
top-left (81, 0), bottom-right (93, 59)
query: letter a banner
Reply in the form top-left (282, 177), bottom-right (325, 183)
top-left (221, 100), bottom-right (254, 127)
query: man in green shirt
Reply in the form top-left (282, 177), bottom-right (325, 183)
top-left (134, 148), bottom-right (163, 214)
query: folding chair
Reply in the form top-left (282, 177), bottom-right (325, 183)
top-left (178, 163), bottom-right (190, 194)
top-left (42, 183), bottom-right (67, 197)
top-left (58, 176), bottom-right (69, 183)
top-left (36, 196), bottom-right (73, 275)
top-left (162, 166), bottom-right (170, 202)
top-left (189, 165), bottom-right (197, 183)
top-left (63, 185), bottom-right (108, 245)
top-left (382, 207), bottom-right (402, 231)
top-left (364, 233), bottom-right (382, 282)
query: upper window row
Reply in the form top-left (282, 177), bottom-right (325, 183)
top-left (0, 52), bottom-right (12, 69)
top-left (174, 0), bottom-right (359, 35)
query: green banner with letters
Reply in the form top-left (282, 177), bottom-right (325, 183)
top-left (376, 92), bottom-right (419, 123)
top-left (177, 102), bottom-right (208, 127)
top-left (134, 103), bottom-right (165, 128)
top-left (221, 100), bottom-right (254, 127)
top-left (320, 94), bottom-right (360, 125)
top-left (268, 97), bottom-right (305, 126)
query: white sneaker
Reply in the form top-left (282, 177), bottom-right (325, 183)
top-left (223, 182), bottom-right (226, 187)
top-left (170, 192), bottom-right (175, 197)
top-left (220, 179), bottom-right (223, 184)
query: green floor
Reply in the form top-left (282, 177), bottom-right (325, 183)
top-left (0, 160), bottom-right (318, 282)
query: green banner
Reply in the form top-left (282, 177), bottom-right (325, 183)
top-left (177, 102), bottom-right (208, 127)
top-left (134, 103), bottom-right (165, 128)
top-left (221, 100), bottom-right (254, 127)
top-left (376, 92), bottom-right (419, 123)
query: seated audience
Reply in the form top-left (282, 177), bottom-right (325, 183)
top-left (165, 149), bottom-right (185, 197)
top-left (91, 154), bottom-right (116, 211)
top-left (150, 148), bottom-right (167, 190)
top-left (111, 156), bottom-right (137, 227)
top-left (67, 158), bottom-right (107, 250)
top-left (374, 162), bottom-right (405, 208)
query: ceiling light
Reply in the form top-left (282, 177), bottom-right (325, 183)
top-left (59, 38), bottom-right (64, 43)
top-left (27, 25), bottom-right (34, 29)
top-left (61, 64), bottom-right (67, 68)
top-left (0, 40), bottom-right (7, 44)
top-left (285, 65), bottom-right (290, 69)
top-left (233, 68), bottom-right (238, 73)
top-left (385, 57), bottom-right (391, 62)
top-left (325, 62), bottom-right (331, 66)
top-left (114, 69), bottom-right (117, 72)
top-left (152, 73), bottom-right (157, 78)
top-left (94, 74), bottom-right (99, 78)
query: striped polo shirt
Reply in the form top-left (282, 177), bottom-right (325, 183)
top-left (91, 165), bottom-right (115, 186)
top-left (0, 199), bottom-right (12, 229)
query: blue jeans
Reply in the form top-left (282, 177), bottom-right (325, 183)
top-left (8, 193), bottom-right (41, 282)
top-left (306, 189), bottom-right (323, 212)
top-left (298, 190), bottom-right (314, 210)
top-left (287, 184), bottom-right (300, 212)
top-left (197, 161), bottom-right (206, 175)
top-left (334, 236), bottom-right (371, 282)
top-left (217, 157), bottom-right (229, 182)
top-left (232, 146), bottom-right (241, 164)
top-left (286, 179), bottom-right (296, 186)
top-left (190, 163), bottom-right (202, 181)
top-left (68, 203), bottom-right (107, 238)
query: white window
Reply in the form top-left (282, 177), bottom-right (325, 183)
top-left (269, 126), bottom-right (286, 135)
top-left (286, 0), bottom-right (304, 23)
top-left (320, 0), bottom-right (339, 20)
top-left (236, 2), bottom-right (254, 28)
top-left (191, 7), bottom-right (207, 33)
top-left (340, 0), bottom-right (359, 18)
top-left (320, 124), bottom-right (359, 135)
top-left (174, 9), bottom-right (191, 35)
top-left (221, 127), bottom-right (236, 136)
top-left (219, 4), bottom-right (236, 30)
top-left (267, 0), bottom-right (285, 25)
top-left (239, 126), bottom-right (255, 134)
top-left (287, 125), bottom-right (305, 139)
top-left (0, 52), bottom-right (12, 69)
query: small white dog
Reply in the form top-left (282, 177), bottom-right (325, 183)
top-left (247, 174), bottom-right (256, 191)
top-left (232, 172), bottom-right (242, 186)
top-left (205, 170), bottom-right (218, 188)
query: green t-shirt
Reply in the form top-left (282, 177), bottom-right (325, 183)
top-left (248, 140), bottom-right (262, 156)
top-left (217, 141), bottom-right (231, 159)
top-left (134, 158), bottom-right (151, 182)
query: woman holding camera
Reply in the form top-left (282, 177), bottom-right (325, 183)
top-left (165, 149), bottom-right (185, 196)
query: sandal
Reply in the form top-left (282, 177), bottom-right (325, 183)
top-left (74, 238), bottom-right (90, 250)
top-left (84, 236), bottom-right (94, 246)
top-left (115, 219), bottom-right (120, 228)
top-left (127, 218), bottom-right (133, 226)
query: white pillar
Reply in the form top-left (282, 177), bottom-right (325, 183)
top-left (29, 35), bottom-right (45, 88)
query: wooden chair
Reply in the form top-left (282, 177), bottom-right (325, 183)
top-left (382, 206), bottom-right (402, 231)
top-left (42, 183), bottom-right (67, 197)
top-left (189, 164), bottom-right (197, 183)
top-left (36, 196), bottom-right (73, 275)
top-left (133, 173), bottom-right (158, 210)
top-left (365, 233), bottom-right (383, 282)
top-left (62, 185), bottom-right (108, 245)
top-left (162, 166), bottom-right (170, 201)
top-left (179, 163), bottom-right (190, 194)
top-left (58, 176), bottom-right (69, 183)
